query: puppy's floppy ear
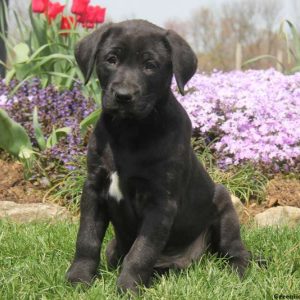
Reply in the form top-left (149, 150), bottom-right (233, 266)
top-left (75, 24), bottom-right (111, 84)
top-left (166, 30), bottom-right (198, 95)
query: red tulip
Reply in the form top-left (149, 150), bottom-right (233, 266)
top-left (85, 5), bottom-right (97, 23)
top-left (77, 5), bottom-right (106, 25)
top-left (82, 22), bottom-right (95, 29)
top-left (46, 1), bottom-right (65, 21)
top-left (94, 6), bottom-right (106, 23)
top-left (32, 0), bottom-right (49, 13)
top-left (77, 13), bottom-right (94, 28)
top-left (71, 0), bottom-right (90, 15)
top-left (60, 16), bottom-right (76, 34)
top-left (76, 14), bottom-right (84, 23)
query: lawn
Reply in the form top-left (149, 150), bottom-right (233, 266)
top-left (1, 220), bottom-right (299, 299)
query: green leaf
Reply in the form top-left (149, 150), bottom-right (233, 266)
top-left (0, 108), bottom-right (33, 158)
top-left (0, 31), bottom-right (14, 53)
top-left (0, 59), bottom-right (7, 67)
top-left (65, 68), bottom-right (77, 89)
top-left (13, 43), bottom-right (30, 64)
top-left (80, 109), bottom-right (101, 136)
top-left (242, 54), bottom-right (285, 71)
top-left (43, 71), bottom-right (76, 79)
top-left (8, 74), bottom-right (35, 96)
top-left (280, 19), bottom-right (300, 71)
top-left (46, 127), bottom-right (72, 149)
top-left (29, 54), bottom-right (74, 74)
top-left (27, 43), bottom-right (53, 62)
top-left (5, 69), bottom-right (16, 84)
top-left (33, 106), bottom-right (46, 151)
top-left (19, 146), bottom-right (35, 160)
top-left (29, 5), bottom-right (49, 51)
top-left (46, 127), bottom-right (57, 149)
top-left (13, 10), bottom-right (27, 42)
top-left (55, 127), bottom-right (72, 134)
top-left (290, 65), bottom-right (300, 73)
top-left (285, 20), bottom-right (300, 60)
top-left (15, 64), bottom-right (33, 81)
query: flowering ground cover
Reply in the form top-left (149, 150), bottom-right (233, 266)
top-left (174, 69), bottom-right (300, 172)
top-left (0, 78), bottom-right (95, 164)
top-left (1, 68), bottom-right (299, 173)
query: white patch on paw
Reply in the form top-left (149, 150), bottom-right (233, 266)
top-left (108, 172), bottom-right (123, 202)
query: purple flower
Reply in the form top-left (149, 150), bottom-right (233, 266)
top-left (0, 77), bottom-right (96, 164)
top-left (1, 68), bottom-right (300, 173)
top-left (172, 69), bottom-right (300, 172)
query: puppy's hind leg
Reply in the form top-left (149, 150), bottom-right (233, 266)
top-left (210, 184), bottom-right (250, 278)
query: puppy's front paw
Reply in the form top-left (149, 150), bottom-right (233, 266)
top-left (66, 260), bottom-right (97, 285)
top-left (117, 273), bottom-right (140, 295)
top-left (230, 254), bottom-right (250, 279)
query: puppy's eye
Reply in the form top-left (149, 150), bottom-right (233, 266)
top-left (144, 61), bottom-right (157, 70)
top-left (107, 55), bottom-right (118, 65)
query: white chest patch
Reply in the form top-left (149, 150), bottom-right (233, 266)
top-left (108, 172), bottom-right (124, 202)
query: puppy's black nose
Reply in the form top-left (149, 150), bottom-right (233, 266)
top-left (114, 89), bottom-right (133, 104)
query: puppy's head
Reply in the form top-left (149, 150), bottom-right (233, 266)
top-left (75, 20), bottom-right (197, 119)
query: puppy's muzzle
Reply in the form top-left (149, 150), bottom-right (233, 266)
top-left (114, 88), bottom-right (133, 104)
top-left (112, 85), bottom-right (140, 105)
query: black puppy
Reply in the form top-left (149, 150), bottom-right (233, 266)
top-left (67, 19), bottom-right (250, 293)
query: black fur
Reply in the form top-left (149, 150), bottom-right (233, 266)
top-left (66, 19), bottom-right (250, 294)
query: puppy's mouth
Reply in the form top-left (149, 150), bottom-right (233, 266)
top-left (102, 95), bottom-right (154, 119)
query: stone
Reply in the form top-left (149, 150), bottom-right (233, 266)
top-left (231, 194), bottom-right (245, 218)
top-left (254, 206), bottom-right (300, 227)
top-left (0, 201), bottom-right (71, 223)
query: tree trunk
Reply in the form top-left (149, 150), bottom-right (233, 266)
top-left (0, 0), bottom-right (9, 78)
top-left (235, 42), bottom-right (242, 70)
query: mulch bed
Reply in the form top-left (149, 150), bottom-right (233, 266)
top-left (0, 160), bottom-right (44, 204)
top-left (0, 159), bottom-right (299, 221)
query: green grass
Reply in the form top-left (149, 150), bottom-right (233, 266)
top-left (1, 220), bottom-right (299, 299)
top-left (48, 157), bottom-right (87, 214)
top-left (194, 138), bottom-right (268, 204)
